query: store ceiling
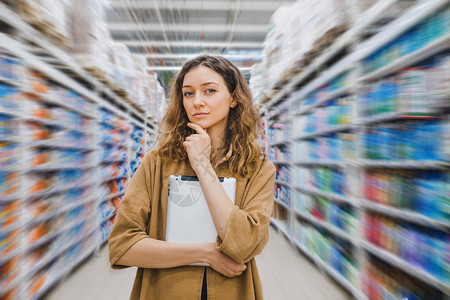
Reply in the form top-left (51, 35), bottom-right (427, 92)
top-left (105, 0), bottom-right (294, 72)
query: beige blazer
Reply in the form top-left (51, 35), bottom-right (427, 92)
top-left (108, 150), bottom-right (276, 299)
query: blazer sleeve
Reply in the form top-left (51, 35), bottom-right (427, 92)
top-left (108, 153), bottom-right (153, 269)
top-left (216, 160), bottom-right (276, 264)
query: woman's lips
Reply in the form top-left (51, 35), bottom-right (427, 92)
top-left (193, 112), bottom-right (209, 117)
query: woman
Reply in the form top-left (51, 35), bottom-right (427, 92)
top-left (108, 55), bottom-right (275, 299)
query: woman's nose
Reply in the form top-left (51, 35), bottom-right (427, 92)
top-left (193, 92), bottom-right (205, 106)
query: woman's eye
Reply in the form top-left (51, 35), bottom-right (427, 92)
top-left (205, 89), bottom-right (216, 94)
top-left (183, 91), bottom-right (194, 97)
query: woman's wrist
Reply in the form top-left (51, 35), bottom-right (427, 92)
top-left (192, 159), bottom-right (213, 176)
top-left (197, 243), bottom-right (215, 265)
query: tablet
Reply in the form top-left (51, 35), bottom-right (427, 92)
top-left (166, 175), bottom-right (236, 245)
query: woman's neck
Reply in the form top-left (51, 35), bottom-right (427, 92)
top-left (207, 129), bottom-right (227, 150)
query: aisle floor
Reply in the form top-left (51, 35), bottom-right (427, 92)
top-left (44, 226), bottom-right (351, 300)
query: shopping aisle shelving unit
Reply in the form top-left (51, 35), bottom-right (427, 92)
top-left (262, 0), bottom-right (450, 299)
top-left (0, 4), bottom-right (157, 299)
top-left (96, 108), bottom-right (130, 245)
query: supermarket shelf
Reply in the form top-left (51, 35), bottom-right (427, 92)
top-left (357, 0), bottom-right (449, 61)
top-left (0, 193), bottom-right (21, 203)
top-left (270, 218), bottom-right (290, 240)
top-left (294, 124), bottom-right (355, 140)
top-left (25, 227), bottom-right (97, 280)
top-left (360, 199), bottom-right (450, 230)
top-left (0, 164), bottom-right (21, 172)
top-left (101, 158), bottom-right (127, 164)
top-left (0, 109), bottom-right (21, 118)
top-left (294, 55), bottom-right (356, 105)
top-left (292, 238), bottom-right (365, 300)
top-left (274, 198), bottom-right (290, 210)
top-left (359, 34), bottom-right (450, 82)
top-left (22, 117), bottom-right (59, 127)
top-left (293, 210), bottom-right (359, 246)
top-left (0, 220), bottom-right (22, 235)
top-left (0, 136), bottom-right (20, 143)
top-left (271, 139), bottom-right (291, 147)
top-left (0, 76), bottom-right (22, 88)
top-left (99, 141), bottom-right (127, 148)
top-left (100, 211), bottom-right (117, 224)
top-left (294, 86), bottom-right (355, 117)
top-left (0, 3), bottom-right (152, 123)
top-left (0, 271), bottom-right (23, 298)
top-left (30, 245), bottom-right (97, 300)
top-left (275, 180), bottom-right (291, 188)
top-left (268, 108), bottom-right (284, 121)
top-left (99, 122), bottom-right (130, 133)
top-left (272, 160), bottom-right (292, 166)
top-left (21, 116), bottom-right (69, 127)
top-left (27, 141), bottom-right (96, 151)
top-left (293, 160), bottom-right (345, 168)
top-left (361, 240), bottom-right (450, 294)
top-left (263, 0), bottom-right (400, 111)
top-left (293, 186), bottom-right (355, 206)
top-left (129, 118), bottom-right (147, 130)
top-left (25, 198), bottom-right (95, 228)
top-left (0, 249), bottom-right (19, 265)
top-left (101, 191), bottom-right (126, 203)
top-left (28, 163), bottom-right (96, 172)
top-left (38, 121), bottom-right (95, 136)
top-left (102, 174), bottom-right (128, 183)
top-left (26, 181), bottom-right (94, 200)
top-left (24, 218), bottom-right (89, 254)
top-left (357, 159), bottom-right (449, 169)
top-left (357, 112), bottom-right (440, 125)
top-left (28, 92), bottom-right (98, 119)
top-left (0, 33), bottom-right (146, 134)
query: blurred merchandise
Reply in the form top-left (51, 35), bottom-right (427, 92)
top-left (361, 55), bottom-right (450, 117)
top-left (0, 5), bottom-right (155, 294)
top-left (362, 7), bottom-right (450, 74)
top-left (361, 120), bottom-right (446, 161)
top-left (363, 257), bottom-right (442, 300)
top-left (129, 124), bottom-right (144, 176)
top-left (294, 221), bottom-right (359, 289)
top-left (363, 170), bottom-right (449, 221)
top-left (364, 213), bottom-right (449, 283)
top-left (274, 183), bottom-right (291, 208)
top-left (294, 192), bottom-right (358, 236)
top-left (263, 1), bottom-right (450, 299)
top-left (0, 84), bottom-right (21, 112)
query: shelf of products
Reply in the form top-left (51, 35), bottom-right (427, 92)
top-left (293, 221), bottom-right (362, 299)
top-left (96, 108), bottom-right (130, 245)
top-left (260, 0), bottom-right (450, 298)
top-left (0, 5), bottom-right (158, 298)
top-left (362, 214), bottom-right (449, 293)
top-left (129, 124), bottom-right (145, 176)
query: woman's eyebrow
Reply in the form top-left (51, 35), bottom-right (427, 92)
top-left (201, 82), bottom-right (218, 86)
top-left (182, 82), bottom-right (218, 88)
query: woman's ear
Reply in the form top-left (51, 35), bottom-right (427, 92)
top-left (230, 99), bottom-right (237, 108)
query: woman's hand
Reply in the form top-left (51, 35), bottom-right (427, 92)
top-left (205, 244), bottom-right (247, 277)
top-left (183, 123), bottom-right (211, 174)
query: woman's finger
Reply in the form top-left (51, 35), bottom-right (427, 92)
top-left (187, 122), bottom-right (207, 135)
top-left (186, 134), bottom-right (201, 140)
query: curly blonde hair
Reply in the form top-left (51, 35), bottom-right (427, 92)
top-left (156, 55), bottom-right (264, 178)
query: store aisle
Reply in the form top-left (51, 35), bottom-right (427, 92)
top-left (44, 226), bottom-right (350, 300)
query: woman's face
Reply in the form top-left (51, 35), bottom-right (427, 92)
top-left (182, 65), bottom-right (235, 135)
